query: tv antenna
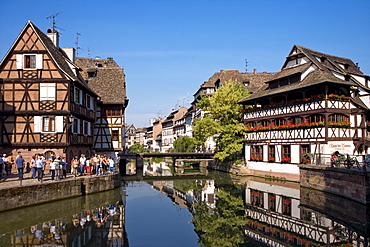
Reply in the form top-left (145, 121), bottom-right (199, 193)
top-left (46, 11), bottom-right (65, 34)
top-left (87, 47), bottom-right (91, 58)
top-left (74, 32), bottom-right (82, 57)
top-left (245, 58), bottom-right (249, 72)
top-left (157, 110), bottom-right (163, 118)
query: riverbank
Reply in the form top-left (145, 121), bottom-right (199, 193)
top-left (0, 171), bottom-right (121, 212)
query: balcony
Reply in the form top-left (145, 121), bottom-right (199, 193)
top-left (243, 95), bottom-right (350, 120)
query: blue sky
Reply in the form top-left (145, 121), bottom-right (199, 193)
top-left (1, 0), bottom-right (370, 128)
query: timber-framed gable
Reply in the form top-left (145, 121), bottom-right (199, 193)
top-left (0, 21), bottom-right (98, 163)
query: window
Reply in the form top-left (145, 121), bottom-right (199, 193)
top-left (112, 130), bottom-right (119, 141)
top-left (268, 193), bottom-right (276, 211)
top-left (301, 145), bottom-right (311, 163)
top-left (328, 114), bottom-right (348, 122)
top-left (308, 114), bottom-right (324, 123)
top-left (268, 145), bottom-right (275, 161)
top-left (83, 121), bottom-right (88, 135)
top-left (75, 88), bottom-right (80, 104)
top-left (16, 54), bottom-right (43, 70)
top-left (274, 118), bottom-right (286, 126)
top-left (86, 95), bottom-right (91, 108)
top-left (73, 119), bottom-right (78, 134)
top-left (43, 116), bottom-right (55, 132)
top-left (82, 91), bottom-right (86, 107)
top-left (258, 120), bottom-right (270, 127)
top-left (282, 145), bottom-right (290, 159)
top-left (250, 145), bottom-right (263, 161)
top-left (250, 190), bottom-right (264, 207)
top-left (282, 196), bottom-right (292, 216)
top-left (24, 55), bottom-right (36, 68)
top-left (40, 83), bottom-right (56, 101)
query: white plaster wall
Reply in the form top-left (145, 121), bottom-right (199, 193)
top-left (332, 71), bottom-right (345, 80)
top-left (301, 65), bottom-right (316, 80)
top-left (246, 161), bottom-right (300, 175)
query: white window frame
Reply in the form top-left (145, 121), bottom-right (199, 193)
top-left (16, 54), bottom-right (43, 70)
top-left (42, 116), bottom-right (56, 133)
top-left (40, 83), bottom-right (56, 101)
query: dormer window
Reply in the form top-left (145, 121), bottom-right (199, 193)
top-left (244, 81), bottom-right (250, 87)
top-left (320, 56), bottom-right (326, 63)
top-left (87, 69), bottom-right (97, 78)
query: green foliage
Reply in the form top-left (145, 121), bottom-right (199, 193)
top-left (192, 188), bottom-right (246, 247)
top-left (128, 143), bottom-right (149, 154)
top-left (174, 180), bottom-right (204, 192)
top-left (172, 136), bottom-right (196, 152)
top-left (193, 79), bottom-right (249, 160)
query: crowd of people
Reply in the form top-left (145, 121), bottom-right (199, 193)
top-left (0, 152), bottom-right (117, 182)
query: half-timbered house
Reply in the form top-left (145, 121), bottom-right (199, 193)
top-left (76, 57), bottom-right (128, 158)
top-left (239, 45), bottom-right (370, 179)
top-left (0, 21), bottom-right (98, 163)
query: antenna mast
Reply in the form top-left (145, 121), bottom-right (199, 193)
top-left (245, 58), bottom-right (249, 72)
top-left (46, 11), bottom-right (65, 33)
top-left (75, 32), bottom-right (82, 57)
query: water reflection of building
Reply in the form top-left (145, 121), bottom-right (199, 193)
top-left (150, 179), bottom-right (216, 210)
top-left (144, 161), bottom-right (173, 176)
top-left (243, 177), bottom-right (368, 246)
top-left (0, 189), bottom-right (128, 246)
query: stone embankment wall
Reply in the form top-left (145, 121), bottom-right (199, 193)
top-left (0, 174), bottom-right (121, 212)
top-left (299, 164), bottom-right (370, 203)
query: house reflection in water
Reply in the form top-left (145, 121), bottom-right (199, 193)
top-left (243, 177), bottom-right (369, 246)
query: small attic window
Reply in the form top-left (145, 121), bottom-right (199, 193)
top-left (96, 63), bottom-right (103, 67)
top-left (87, 69), bottom-right (97, 78)
top-left (243, 81), bottom-right (250, 87)
top-left (320, 56), bottom-right (326, 63)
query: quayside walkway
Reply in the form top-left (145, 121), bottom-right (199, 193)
top-left (118, 151), bottom-right (214, 159)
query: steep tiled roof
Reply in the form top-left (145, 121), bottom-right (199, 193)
top-left (287, 45), bottom-right (363, 75)
top-left (199, 69), bottom-right (275, 94)
top-left (76, 57), bottom-right (127, 103)
top-left (31, 22), bottom-right (80, 81)
top-left (239, 69), bottom-right (356, 103)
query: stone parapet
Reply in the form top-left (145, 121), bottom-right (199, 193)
top-left (299, 164), bottom-right (370, 204)
top-left (0, 174), bottom-right (121, 212)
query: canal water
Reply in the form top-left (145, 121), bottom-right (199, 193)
top-left (0, 158), bottom-right (369, 246)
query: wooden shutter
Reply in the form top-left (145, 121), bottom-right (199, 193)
top-left (34, 116), bottom-right (41, 132)
top-left (56, 116), bottom-right (64, 133)
top-left (36, 54), bottom-right (43, 69)
top-left (16, 55), bottom-right (23, 69)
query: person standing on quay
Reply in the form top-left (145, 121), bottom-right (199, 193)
top-left (50, 157), bottom-right (56, 180)
top-left (54, 156), bottom-right (61, 181)
top-left (79, 154), bottom-right (86, 176)
top-left (30, 155), bottom-right (37, 178)
top-left (3, 154), bottom-right (9, 176)
top-left (36, 155), bottom-right (44, 181)
top-left (15, 154), bottom-right (25, 180)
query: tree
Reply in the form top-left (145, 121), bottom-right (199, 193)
top-left (193, 79), bottom-right (249, 161)
top-left (192, 187), bottom-right (246, 247)
top-left (128, 143), bottom-right (148, 153)
top-left (172, 136), bottom-right (196, 152)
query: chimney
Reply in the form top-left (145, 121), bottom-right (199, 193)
top-left (253, 69), bottom-right (257, 74)
top-left (47, 29), bottom-right (59, 48)
top-left (62, 47), bottom-right (76, 63)
top-left (95, 56), bottom-right (101, 59)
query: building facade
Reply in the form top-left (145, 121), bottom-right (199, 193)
top-left (0, 21), bottom-right (98, 162)
top-left (76, 57), bottom-right (128, 158)
top-left (239, 45), bottom-right (370, 178)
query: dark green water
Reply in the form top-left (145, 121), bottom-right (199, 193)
top-left (0, 159), bottom-right (369, 246)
